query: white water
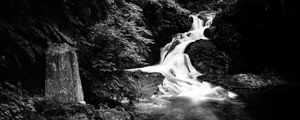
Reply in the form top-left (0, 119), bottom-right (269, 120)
top-left (127, 11), bottom-right (237, 104)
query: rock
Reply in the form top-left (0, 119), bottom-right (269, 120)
top-left (68, 113), bottom-right (88, 120)
top-left (125, 71), bottom-right (164, 99)
top-left (199, 73), bottom-right (286, 97)
top-left (186, 40), bottom-right (229, 74)
top-left (233, 74), bottom-right (267, 89)
top-left (45, 43), bottom-right (85, 104)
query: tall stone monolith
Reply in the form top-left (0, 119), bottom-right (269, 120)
top-left (45, 43), bottom-right (85, 104)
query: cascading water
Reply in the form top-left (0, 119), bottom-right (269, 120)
top-left (127, 11), bottom-right (237, 105)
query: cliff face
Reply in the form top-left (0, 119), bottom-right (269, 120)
top-left (0, 0), bottom-right (104, 90)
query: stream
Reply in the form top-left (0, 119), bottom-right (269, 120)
top-left (126, 11), bottom-right (248, 120)
top-left (126, 11), bottom-right (300, 120)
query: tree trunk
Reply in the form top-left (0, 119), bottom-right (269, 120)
top-left (45, 43), bottom-right (85, 104)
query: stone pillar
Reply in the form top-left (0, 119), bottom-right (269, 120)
top-left (45, 43), bottom-right (85, 104)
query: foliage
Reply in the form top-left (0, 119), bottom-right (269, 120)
top-left (126, 71), bottom-right (164, 99)
top-left (138, 0), bottom-right (191, 44)
top-left (0, 82), bottom-right (44, 120)
top-left (78, 0), bottom-right (154, 106)
top-left (0, 0), bottom-right (105, 91)
top-left (93, 104), bottom-right (132, 120)
top-left (83, 71), bottom-right (138, 107)
top-left (35, 99), bottom-right (94, 120)
top-left (34, 97), bottom-right (133, 120)
top-left (88, 0), bottom-right (153, 70)
top-left (175, 0), bottom-right (239, 12)
top-left (0, 81), bottom-right (134, 120)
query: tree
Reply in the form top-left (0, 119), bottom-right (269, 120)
top-left (79, 0), bottom-right (153, 105)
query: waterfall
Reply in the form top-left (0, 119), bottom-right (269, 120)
top-left (126, 11), bottom-right (237, 103)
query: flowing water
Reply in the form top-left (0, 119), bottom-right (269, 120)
top-left (126, 11), bottom-right (247, 120)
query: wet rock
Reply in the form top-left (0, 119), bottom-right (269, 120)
top-left (198, 73), bottom-right (286, 97)
top-left (45, 43), bottom-right (85, 104)
top-left (125, 71), bottom-right (164, 99)
top-left (233, 74), bottom-right (268, 88)
top-left (68, 113), bottom-right (88, 120)
top-left (186, 40), bottom-right (229, 74)
top-left (233, 73), bottom-right (285, 89)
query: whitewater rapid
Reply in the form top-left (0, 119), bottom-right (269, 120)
top-left (126, 11), bottom-right (237, 103)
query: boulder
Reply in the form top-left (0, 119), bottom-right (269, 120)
top-left (45, 43), bottom-right (85, 104)
top-left (125, 71), bottom-right (164, 99)
top-left (185, 40), bottom-right (229, 74)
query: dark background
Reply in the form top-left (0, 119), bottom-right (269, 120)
top-left (231, 0), bottom-right (298, 80)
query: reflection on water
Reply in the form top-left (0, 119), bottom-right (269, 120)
top-left (135, 97), bottom-right (248, 120)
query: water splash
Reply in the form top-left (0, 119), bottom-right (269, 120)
top-left (126, 11), bottom-right (237, 103)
